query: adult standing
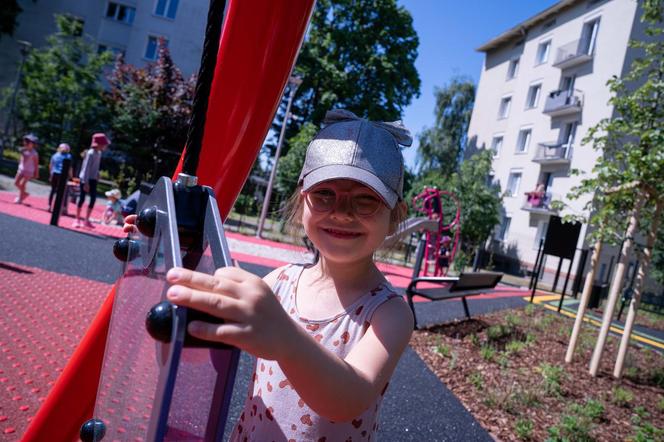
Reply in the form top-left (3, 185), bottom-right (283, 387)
top-left (14, 133), bottom-right (40, 204)
top-left (74, 133), bottom-right (110, 228)
top-left (48, 143), bottom-right (72, 212)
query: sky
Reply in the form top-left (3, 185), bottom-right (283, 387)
top-left (397, 0), bottom-right (558, 170)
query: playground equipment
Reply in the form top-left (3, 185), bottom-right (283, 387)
top-left (411, 187), bottom-right (461, 277)
top-left (23, 0), bottom-right (316, 440)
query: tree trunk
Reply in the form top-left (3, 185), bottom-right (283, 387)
top-left (613, 199), bottom-right (662, 378)
top-left (589, 193), bottom-right (646, 376)
top-left (565, 235), bottom-right (603, 363)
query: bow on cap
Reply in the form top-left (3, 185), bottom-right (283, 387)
top-left (323, 109), bottom-right (413, 147)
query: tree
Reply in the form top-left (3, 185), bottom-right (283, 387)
top-left (561, 0), bottom-right (663, 377)
top-left (276, 122), bottom-right (318, 198)
top-left (0, 0), bottom-right (22, 38)
top-left (416, 77), bottom-right (476, 177)
top-left (106, 39), bottom-right (196, 184)
top-left (10, 14), bottom-right (112, 154)
top-left (267, 0), bottom-right (420, 159)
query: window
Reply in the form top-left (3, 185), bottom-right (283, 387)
top-left (580, 18), bottom-right (600, 55)
top-left (561, 75), bottom-right (576, 96)
top-left (106, 2), bottom-right (136, 25)
top-left (516, 129), bottom-right (531, 153)
top-left (535, 40), bottom-right (551, 65)
top-left (491, 136), bottom-right (503, 156)
top-left (506, 171), bottom-right (522, 197)
top-left (498, 96), bottom-right (512, 119)
top-left (526, 84), bottom-right (541, 109)
top-left (507, 58), bottom-right (520, 80)
top-left (145, 36), bottom-right (169, 60)
top-left (497, 216), bottom-right (511, 241)
top-left (154, 0), bottom-right (179, 19)
top-left (561, 121), bottom-right (577, 147)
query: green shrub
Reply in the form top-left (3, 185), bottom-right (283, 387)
top-left (480, 345), bottom-right (495, 362)
top-left (433, 342), bottom-right (451, 358)
top-left (506, 340), bottom-right (527, 354)
top-left (611, 386), bottom-right (634, 407)
top-left (487, 324), bottom-right (511, 342)
top-left (515, 418), bottom-right (534, 440)
top-left (524, 303), bottom-right (536, 316)
top-left (540, 363), bottom-right (566, 397)
top-left (469, 371), bottom-right (484, 390)
top-left (547, 400), bottom-right (603, 442)
top-left (649, 366), bottom-right (664, 388)
top-left (505, 312), bottom-right (522, 327)
top-left (469, 333), bottom-right (480, 347)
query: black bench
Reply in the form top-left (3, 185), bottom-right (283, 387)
top-left (406, 272), bottom-right (503, 328)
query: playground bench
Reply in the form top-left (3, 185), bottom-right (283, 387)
top-left (406, 272), bottom-right (503, 329)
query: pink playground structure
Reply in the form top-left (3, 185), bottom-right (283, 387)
top-left (412, 187), bottom-right (461, 276)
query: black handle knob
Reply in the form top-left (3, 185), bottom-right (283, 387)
top-left (112, 237), bottom-right (140, 262)
top-left (136, 205), bottom-right (157, 237)
top-left (80, 418), bottom-right (106, 442)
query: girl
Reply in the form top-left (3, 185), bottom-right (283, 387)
top-left (125, 109), bottom-right (414, 441)
top-left (14, 133), bottom-right (40, 204)
top-left (74, 132), bottom-right (110, 228)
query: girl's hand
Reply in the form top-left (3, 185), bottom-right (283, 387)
top-left (165, 266), bottom-right (295, 361)
top-left (122, 214), bottom-right (138, 233)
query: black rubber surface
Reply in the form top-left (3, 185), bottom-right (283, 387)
top-left (0, 212), bottom-right (493, 440)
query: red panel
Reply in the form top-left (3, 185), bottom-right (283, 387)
top-left (23, 0), bottom-right (315, 439)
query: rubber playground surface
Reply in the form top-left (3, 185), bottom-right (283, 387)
top-left (2, 190), bottom-right (658, 440)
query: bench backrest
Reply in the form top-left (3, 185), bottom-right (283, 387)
top-left (450, 272), bottom-right (503, 292)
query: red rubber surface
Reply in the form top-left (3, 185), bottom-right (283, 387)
top-left (0, 262), bottom-right (110, 440)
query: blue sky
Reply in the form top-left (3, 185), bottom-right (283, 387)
top-left (397, 0), bottom-right (558, 170)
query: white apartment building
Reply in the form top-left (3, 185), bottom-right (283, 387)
top-left (0, 0), bottom-right (208, 96)
top-left (468, 0), bottom-right (648, 282)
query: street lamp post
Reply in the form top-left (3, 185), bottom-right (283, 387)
top-left (256, 76), bottom-right (302, 238)
top-left (2, 40), bottom-right (32, 158)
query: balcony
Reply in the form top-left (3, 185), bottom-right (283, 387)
top-left (522, 191), bottom-right (559, 215)
top-left (552, 39), bottom-right (594, 69)
top-left (532, 142), bottom-right (573, 165)
top-left (543, 89), bottom-right (583, 117)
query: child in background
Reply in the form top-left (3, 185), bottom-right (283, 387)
top-left (124, 109), bottom-right (414, 441)
top-left (48, 143), bottom-right (72, 211)
top-left (14, 133), bottom-right (40, 204)
top-left (103, 189), bottom-right (123, 225)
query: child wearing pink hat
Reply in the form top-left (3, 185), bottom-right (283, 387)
top-left (14, 133), bottom-right (40, 204)
top-left (74, 132), bottom-right (110, 228)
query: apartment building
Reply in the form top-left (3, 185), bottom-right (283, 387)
top-left (468, 0), bottom-right (647, 281)
top-left (0, 0), bottom-right (208, 95)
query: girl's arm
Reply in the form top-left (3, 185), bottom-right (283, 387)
top-left (165, 266), bottom-right (413, 422)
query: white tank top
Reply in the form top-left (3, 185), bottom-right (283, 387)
top-left (230, 264), bottom-right (402, 442)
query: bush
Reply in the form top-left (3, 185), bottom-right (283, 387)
top-left (611, 386), bottom-right (634, 408)
top-left (539, 363), bottom-right (566, 397)
top-left (515, 418), bottom-right (534, 440)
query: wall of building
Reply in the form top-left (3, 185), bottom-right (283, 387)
top-left (468, 0), bottom-right (640, 280)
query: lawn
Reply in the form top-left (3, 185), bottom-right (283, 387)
top-left (410, 304), bottom-right (664, 441)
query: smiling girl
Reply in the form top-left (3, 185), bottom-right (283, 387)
top-left (125, 109), bottom-right (414, 441)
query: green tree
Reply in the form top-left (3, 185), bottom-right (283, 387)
top-left (562, 0), bottom-right (663, 377)
top-left (276, 122), bottom-right (318, 198)
top-left (416, 77), bottom-right (476, 177)
top-left (106, 39), bottom-right (196, 183)
top-left (266, 0), bottom-right (420, 161)
top-left (10, 14), bottom-right (112, 154)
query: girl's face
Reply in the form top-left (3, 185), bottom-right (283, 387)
top-left (301, 179), bottom-right (392, 265)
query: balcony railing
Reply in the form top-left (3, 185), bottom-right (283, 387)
top-left (553, 39), bottom-right (594, 69)
top-left (543, 89), bottom-right (583, 117)
top-left (522, 191), bottom-right (559, 215)
top-left (532, 142), bottom-right (573, 165)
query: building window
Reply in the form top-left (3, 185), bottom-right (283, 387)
top-left (497, 216), bottom-right (511, 241)
top-left (498, 96), bottom-right (512, 119)
top-left (507, 58), bottom-right (519, 80)
top-left (535, 40), bottom-right (551, 65)
top-left (106, 2), bottom-right (136, 25)
top-left (154, 0), bottom-right (179, 19)
top-left (491, 136), bottom-right (503, 156)
top-left (526, 84), bottom-right (541, 109)
top-left (580, 18), bottom-right (600, 55)
top-left (516, 129), bottom-right (532, 153)
top-left (145, 36), bottom-right (169, 60)
top-left (506, 171), bottom-right (522, 197)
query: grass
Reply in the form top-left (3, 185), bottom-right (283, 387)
top-left (539, 363), bottom-right (566, 397)
top-left (611, 386), bottom-right (634, 408)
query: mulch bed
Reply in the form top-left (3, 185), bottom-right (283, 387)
top-left (410, 304), bottom-right (664, 441)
